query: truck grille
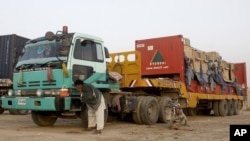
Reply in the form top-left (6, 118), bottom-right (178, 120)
top-left (17, 80), bottom-right (57, 87)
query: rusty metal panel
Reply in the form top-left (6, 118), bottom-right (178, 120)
top-left (135, 35), bottom-right (185, 79)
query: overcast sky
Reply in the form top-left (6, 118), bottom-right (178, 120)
top-left (1, 0), bottom-right (250, 83)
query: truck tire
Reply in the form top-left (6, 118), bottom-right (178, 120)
top-left (132, 96), bottom-right (144, 124)
top-left (16, 110), bottom-right (29, 115)
top-left (31, 111), bottom-right (57, 126)
top-left (233, 100), bottom-right (241, 115)
top-left (140, 96), bottom-right (159, 125)
top-left (0, 106), bottom-right (4, 114)
top-left (218, 100), bottom-right (228, 116)
top-left (158, 96), bottom-right (171, 123)
top-left (227, 100), bottom-right (234, 116)
top-left (213, 101), bottom-right (219, 116)
top-left (9, 109), bottom-right (29, 115)
top-left (232, 100), bottom-right (237, 115)
top-left (9, 109), bottom-right (18, 115)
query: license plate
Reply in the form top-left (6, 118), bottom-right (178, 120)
top-left (18, 98), bottom-right (26, 105)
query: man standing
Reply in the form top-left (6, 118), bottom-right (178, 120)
top-left (74, 79), bottom-right (106, 135)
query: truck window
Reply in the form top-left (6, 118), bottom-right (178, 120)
top-left (19, 42), bottom-right (60, 61)
top-left (96, 44), bottom-right (104, 61)
top-left (73, 39), bottom-right (104, 62)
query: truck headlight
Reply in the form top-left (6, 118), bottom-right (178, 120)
top-left (8, 89), bottom-right (14, 96)
top-left (36, 89), bottom-right (43, 97)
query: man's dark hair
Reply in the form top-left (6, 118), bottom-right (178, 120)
top-left (74, 79), bottom-right (84, 86)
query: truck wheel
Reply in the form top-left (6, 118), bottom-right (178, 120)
top-left (233, 100), bottom-right (242, 115)
top-left (140, 96), bottom-right (159, 125)
top-left (0, 106), bottom-right (4, 114)
top-left (213, 101), bottom-right (219, 116)
top-left (158, 96), bottom-right (171, 123)
top-left (132, 96), bottom-right (144, 124)
top-left (16, 110), bottom-right (29, 115)
top-left (9, 109), bottom-right (18, 115)
top-left (232, 100), bottom-right (237, 115)
top-left (227, 100), bottom-right (234, 116)
top-left (9, 109), bottom-right (29, 115)
top-left (31, 111), bottom-right (57, 126)
top-left (218, 100), bottom-right (228, 116)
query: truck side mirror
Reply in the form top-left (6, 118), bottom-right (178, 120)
top-left (104, 47), bottom-right (110, 58)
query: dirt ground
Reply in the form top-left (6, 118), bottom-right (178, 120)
top-left (0, 110), bottom-right (249, 141)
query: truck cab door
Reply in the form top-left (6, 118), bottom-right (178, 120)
top-left (69, 38), bottom-right (106, 83)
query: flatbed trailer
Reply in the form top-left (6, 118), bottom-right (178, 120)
top-left (107, 35), bottom-right (246, 124)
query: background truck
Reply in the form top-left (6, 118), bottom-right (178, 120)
top-left (0, 34), bottom-right (30, 115)
top-left (1, 27), bottom-right (247, 127)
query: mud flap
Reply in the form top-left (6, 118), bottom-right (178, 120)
top-left (55, 96), bottom-right (65, 111)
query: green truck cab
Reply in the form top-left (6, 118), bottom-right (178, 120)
top-left (1, 26), bottom-right (117, 126)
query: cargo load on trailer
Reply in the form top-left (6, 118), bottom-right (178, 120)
top-left (108, 35), bottom-right (247, 120)
top-left (1, 27), bottom-right (247, 127)
top-left (0, 34), bottom-right (30, 115)
top-left (135, 35), bottom-right (246, 97)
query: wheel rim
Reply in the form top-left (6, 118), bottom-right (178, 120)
top-left (140, 96), bottom-right (159, 125)
top-left (148, 101), bottom-right (157, 119)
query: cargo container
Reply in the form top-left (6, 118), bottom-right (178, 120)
top-left (1, 27), bottom-right (247, 127)
top-left (130, 35), bottom-right (247, 117)
top-left (0, 34), bottom-right (30, 114)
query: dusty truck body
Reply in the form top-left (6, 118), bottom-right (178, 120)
top-left (1, 27), bottom-right (247, 127)
top-left (0, 34), bottom-right (30, 114)
top-left (1, 27), bottom-right (116, 126)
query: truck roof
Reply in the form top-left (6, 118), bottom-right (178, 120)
top-left (27, 32), bottom-right (104, 44)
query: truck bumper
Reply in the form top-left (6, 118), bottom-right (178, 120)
top-left (1, 96), bottom-right (71, 111)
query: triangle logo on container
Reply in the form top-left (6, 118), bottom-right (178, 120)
top-left (150, 50), bottom-right (166, 65)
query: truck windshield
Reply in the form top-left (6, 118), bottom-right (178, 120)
top-left (19, 42), bottom-right (62, 61)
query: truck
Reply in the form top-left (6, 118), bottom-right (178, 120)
top-left (0, 34), bottom-right (30, 115)
top-left (1, 26), bottom-right (247, 126)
